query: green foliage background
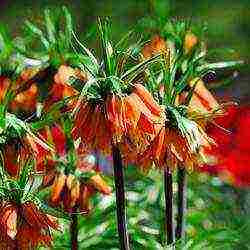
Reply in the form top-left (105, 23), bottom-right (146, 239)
top-left (39, 167), bottom-right (250, 249)
top-left (1, 0), bottom-right (250, 249)
top-left (1, 0), bottom-right (250, 99)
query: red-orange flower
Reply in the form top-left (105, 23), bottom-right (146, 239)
top-left (48, 142), bottom-right (111, 213)
top-left (0, 69), bottom-right (39, 113)
top-left (35, 123), bottom-right (111, 214)
top-left (184, 32), bottom-right (198, 54)
top-left (0, 76), bottom-right (11, 103)
top-left (43, 65), bottom-right (85, 112)
top-left (10, 83), bottom-right (38, 113)
top-left (142, 35), bottom-right (167, 59)
top-left (136, 117), bottom-right (213, 172)
top-left (0, 201), bottom-right (58, 250)
top-left (1, 139), bottom-right (30, 177)
top-left (179, 78), bottom-right (220, 114)
top-left (50, 170), bottom-right (111, 214)
top-left (73, 83), bottom-right (164, 157)
top-left (1, 131), bottom-right (51, 178)
top-left (201, 105), bottom-right (250, 187)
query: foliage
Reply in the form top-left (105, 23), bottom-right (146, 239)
top-left (0, 2), bottom-right (248, 250)
top-left (47, 167), bottom-right (250, 250)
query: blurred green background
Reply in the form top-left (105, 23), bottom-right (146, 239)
top-left (1, 1), bottom-right (250, 249)
top-left (1, 0), bottom-right (250, 101)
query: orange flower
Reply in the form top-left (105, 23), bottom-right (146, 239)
top-left (0, 76), bottom-right (11, 102)
top-left (50, 170), bottom-right (111, 214)
top-left (44, 65), bottom-right (85, 111)
top-left (89, 174), bottom-right (112, 195)
top-left (10, 68), bottom-right (39, 112)
top-left (79, 184), bottom-right (96, 214)
top-left (136, 117), bottom-right (214, 172)
top-left (184, 32), bottom-right (198, 54)
top-left (73, 83), bottom-right (164, 157)
top-left (31, 122), bottom-right (111, 214)
top-left (0, 201), bottom-right (58, 250)
top-left (1, 136), bottom-right (38, 177)
top-left (187, 78), bottom-right (219, 114)
top-left (10, 83), bottom-right (38, 112)
top-left (0, 68), bottom-right (40, 113)
top-left (142, 35), bottom-right (167, 59)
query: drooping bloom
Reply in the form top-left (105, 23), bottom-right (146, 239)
top-left (71, 19), bottom-right (166, 164)
top-left (10, 83), bottom-right (38, 113)
top-left (36, 123), bottom-right (112, 214)
top-left (50, 169), bottom-right (111, 214)
top-left (184, 32), bottom-right (198, 54)
top-left (48, 149), bottom-right (112, 214)
top-left (135, 109), bottom-right (214, 172)
top-left (73, 83), bottom-right (164, 157)
top-left (43, 65), bottom-right (84, 112)
top-left (1, 123), bottom-right (53, 178)
top-left (11, 68), bottom-right (39, 113)
top-left (0, 201), bottom-right (58, 250)
top-left (137, 33), bottom-right (217, 172)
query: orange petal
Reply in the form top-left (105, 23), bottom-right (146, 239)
top-left (184, 32), bottom-right (198, 54)
top-left (2, 205), bottom-right (17, 239)
top-left (133, 84), bottom-right (162, 116)
top-left (70, 180), bottom-right (80, 207)
top-left (51, 173), bottom-right (66, 203)
top-left (190, 79), bottom-right (219, 111)
top-left (142, 35), bottom-right (167, 59)
top-left (89, 174), bottom-right (111, 195)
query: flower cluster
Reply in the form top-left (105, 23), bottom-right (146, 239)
top-left (0, 6), bottom-right (243, 249)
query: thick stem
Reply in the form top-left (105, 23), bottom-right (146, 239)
top-left (112, 145), bottom-right (130, 250)
top-left (164, 167), bottom-right (174, 245)
top-left (176, 167), bottom-right (187, 241)
top-left (70, 208), bottom-right (78, 250)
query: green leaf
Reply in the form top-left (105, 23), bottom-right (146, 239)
top-left (0, 104), bottom-right (6, 134)
top-left (121, 53), bottom-right (161, 84)
top-left (24, 20), bottom-right (49, 49)
top-left (98, 18), bottom-right (116, 76)
top-left (39, 201), bottom-right (70, 220)
top-left (0, 25), bottom-right (13, 60)
top-left (44, 9), bottom-right (56, 44)
top-left (71, 31), bottom-right (99, 75)
top-left (62, 6), bottom-right (73, 46)
top-left (19, 161), bottom-right (33, 189)
top-left (197, 60), bottom-right (244, 71)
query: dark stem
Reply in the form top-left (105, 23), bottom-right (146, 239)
top-left (112, 145), bottom-right (130, 250)
top-left (70, 208), bottom-right (78, 250)
top-left (176, 167), bottom-right (187, 241)
top-left (164, 167), bottom-right (174, 245)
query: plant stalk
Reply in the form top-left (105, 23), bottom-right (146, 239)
top-left (70, 208), bottom-right (78, 250)
top-left (164, 166), bottom-right (174, 245)
top-left (176, 167), bottom-right (187, 241)
top-left (112, 145), bottom-right (130, 250)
